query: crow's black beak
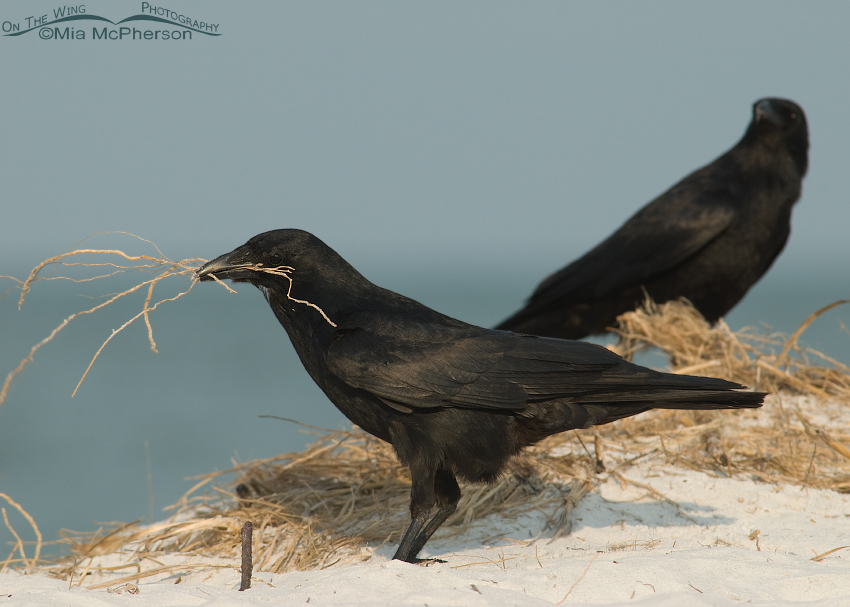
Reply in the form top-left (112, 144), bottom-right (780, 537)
top-left (754, 99), bottom-right (785, 127)
top-left (196, 250), bottom-right (243, 282)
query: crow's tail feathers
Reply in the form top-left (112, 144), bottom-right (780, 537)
top-left (577, 387), bottom-right (765, 410)
top-left (582, 364), bottom-right (767, 409)
top-left (571, 384), bottom-right (765, 430)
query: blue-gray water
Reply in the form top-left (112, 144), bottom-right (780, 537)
top-left (1, 257), bottom-right (848, 557)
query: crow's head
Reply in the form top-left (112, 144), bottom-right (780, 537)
top-left (196, 230), bottom-right (370, 329)
top-left (196, 229), bottom-right (334, 284)
top-left (748, 97), bottom-right (809, 175)
top-left (753, 98), bottom-right (804, 131)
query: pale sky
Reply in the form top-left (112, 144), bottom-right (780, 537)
top-left (2, 1), bottom-right (849, 283)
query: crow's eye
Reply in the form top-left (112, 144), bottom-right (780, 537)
top-left (270, 253), bottom-right (282, 266)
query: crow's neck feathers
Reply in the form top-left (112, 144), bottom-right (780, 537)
top-left (738, 117), bottom-right (808, 179)
top-left (254, 249), bottom-right (378, 345)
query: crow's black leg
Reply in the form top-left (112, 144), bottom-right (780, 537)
top-left (393, 463), bottom-right (436, 563)
top-left (407, 467), bottom-right (461, 560)
top-left (393, 510), bottom-right (432, 562)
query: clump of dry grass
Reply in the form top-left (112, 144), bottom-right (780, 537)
top-left (612, 297), bottom-right (850, 400)
top-left (48, 425), bottom-right (593, 586)
top-left (600, 297), bottom-right (850, 493)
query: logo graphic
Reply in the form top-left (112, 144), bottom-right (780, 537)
top-left (3, 3), bottom-right (220, 40)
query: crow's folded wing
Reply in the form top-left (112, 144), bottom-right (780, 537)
top-left (326, 319), bottom-right (624, 412)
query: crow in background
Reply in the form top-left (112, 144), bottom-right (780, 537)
top-left (497, 98), bottom-right (809, 340)
top-left (197, 229), bottom-right (764, 563)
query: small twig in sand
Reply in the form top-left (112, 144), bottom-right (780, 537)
top-left (748, 529), bottom-right (761, 551)
top-left (240, 521), bottom-right (253, 591)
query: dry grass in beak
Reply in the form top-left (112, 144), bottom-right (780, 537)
top-left (216, 263), bottom-right (337, 327)
top-left (0, 233), bottom-right (226, 407)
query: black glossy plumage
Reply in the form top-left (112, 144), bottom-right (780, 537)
top-left (197, 229), bottom-right (764, 562)
top-left (496, 98), bottom-right (809, 340)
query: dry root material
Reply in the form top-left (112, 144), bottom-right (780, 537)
top-left (1, 239), bottom-right (340, 408)
top-left (1, 234), bottom-right (209, 407)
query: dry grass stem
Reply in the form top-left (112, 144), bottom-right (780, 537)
top-left (0, 492), bottom-right (42, 574)
top-left (1, 508), bottom-right (25, 574)
top-left (776, 300), bottom-right (850, 366)
top-left (557, 552), bottom-right (601, 604)
top-left (71, 279), bottom-right (198, 397)
top-left (811, 545), bottom-right (850, 562)
top-left (85, 563), bottom-right (236, 590)
top-left (218, 263), bottom-right (337, 327)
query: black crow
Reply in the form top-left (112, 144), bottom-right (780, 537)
top-left (197, 229), bottom-right (764, 563)
top-left (496, 97), bottom-right (809, 340)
